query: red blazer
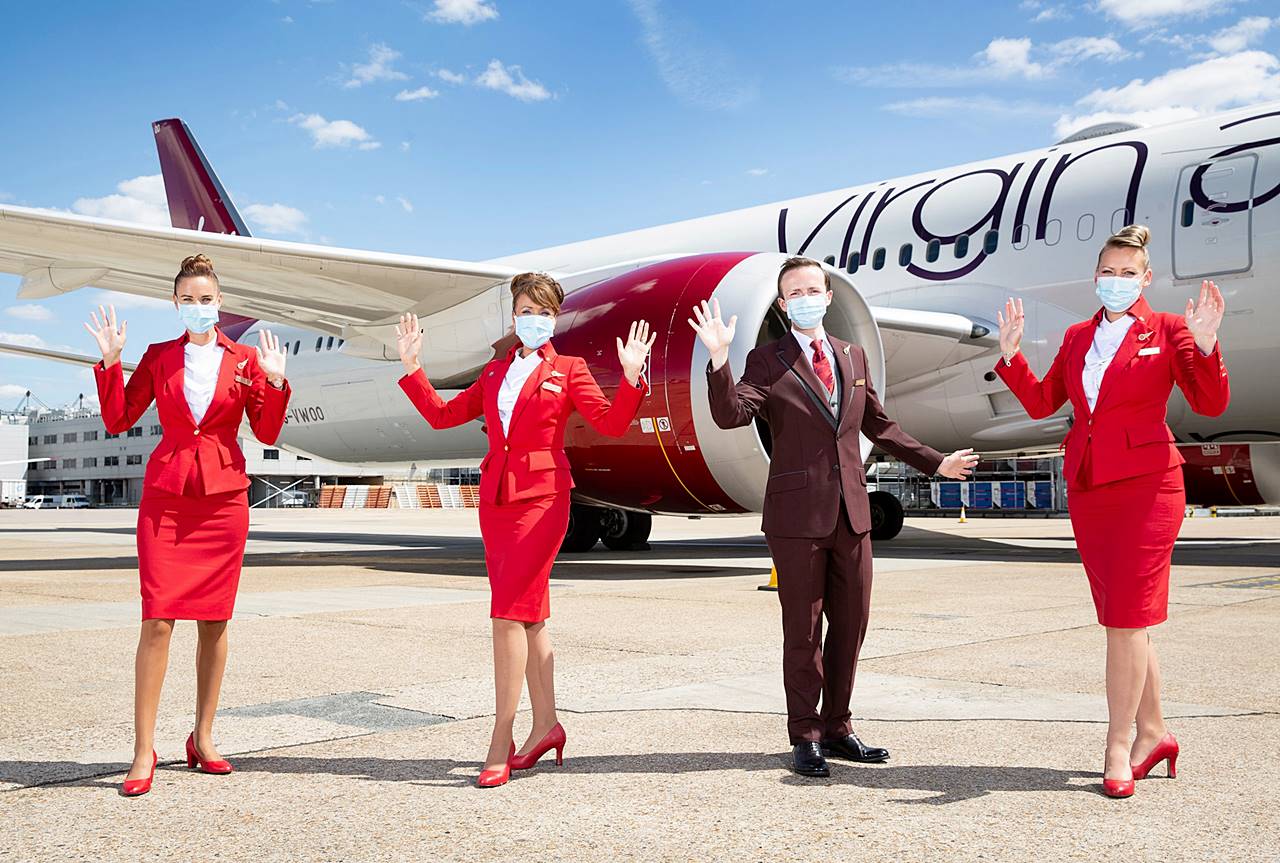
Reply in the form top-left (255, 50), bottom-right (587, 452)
top-left (996, 296), bottom-right (1229, 489)
top-left (94, 328), bottom-right (291, 496)
top-left (399, 340), bottom-right (645, 505)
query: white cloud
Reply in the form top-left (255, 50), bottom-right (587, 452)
top-left (1021, 0), bottom-right (1071, 22)
top-left (1095, 0), bottom-right (1231, 28)
top-left (745, 168), bottom-right (768, 176)
top-left (475, 60), bottom-right (551, 101)
top-left (290, 113), bottom-right (381, 150)
top-left (374, 194), bottom-right (387, 205)
top-left (70, 174), bottom-right (169, 226)
top-left (437, 68), bottom-right (467, 84)
top-left (400, 141), bottom-right (412, 152)
top-left (628, 0), bottom-right (756, 110)
top-left (1054, 50), bottom-right (1280, 138)
top-left (839, 35), bottom-right (1130, 88)
top-left (0, 383), bottom-right (30, 400)
top-left (5, 304), bottom-right (54, 321)
top-left (344, 43), bottom-right (409, 89)
top-left (0, 332), bottom-right (55, 349)
top-left (242, 203), bottom-right (308, 236)
top-left (397, 196), bottom-right (414, 213)
top-left (395, 85), bottom-right (440, 102)
top-left (426, 0), bottom-right (498, 25)
top-left (1208, 16), bottom-right (1275, 54)
top-left (884, 95), bottom-right (1062, 118)
top-left (84, 288), bottom-right (170, 310)
top-left (282, 15), bottom-right (294, 24)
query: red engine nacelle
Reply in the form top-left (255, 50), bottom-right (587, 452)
top-left (550, 252), bottom-right (884, 515)
top-left (1179, 442), bottom-right (1280, 506)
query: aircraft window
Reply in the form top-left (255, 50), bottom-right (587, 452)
top-left (315, 337), bottom-right (323, 352)
top-left (983, 229), bottom-right (999, 255)
top-left (954, 234), bottom-right (969, 258)
top-left (926, 239), bottom-right (940, 262)
top-left (337, 338), bottom-right (345, 348)
top-left (1012, 224), bottom-right (1030, 250)
top-left (898, 243), bottom-right (912, 267)
top-left (1180, 200), bottom-right (1195, 227)
top-left (1077, 214), bottom-right (1095, 242)
top-left (846, 252), bottom-right (860, 274)
top-left (1044, 219), bottom-right (1062, 246)
top-left (872, 247), bottom-right (886, 270)
top-left (326, 336), bottom-right (335, 350)
top-left (292, 341), bottom-right (300, 356)
top-left (1111, 208), bottom-right (1131, 233)
top-left (823, 255), bottom-right (836, 266)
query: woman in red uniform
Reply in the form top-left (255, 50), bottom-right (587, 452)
top-left (86, 254), bottom-right (290, 796)
top-left (396, 272), bottom-right (653, 787)
top-left (995, 226), bottom-right (1229, 798)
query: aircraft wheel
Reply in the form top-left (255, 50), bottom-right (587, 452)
top-left (869, 491), bottom-right (904, 541)
top-left (600, 509), bottom-right (652, 551)
top-left (561, 503), bottom-right (603, 552)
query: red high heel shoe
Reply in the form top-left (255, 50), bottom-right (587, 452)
top-left (477, 742), bottom-right (515, 788)
top-left (186, 732), bottom-right (233, 775)
top-left (510, 722), bottom-right (566, 771)
top-left (1131, 732), bottom-right (1179, 780)
top-left (120, 750), bottom-right (157, 797)
top-left (1102, 776), bottom-right (1135, 798)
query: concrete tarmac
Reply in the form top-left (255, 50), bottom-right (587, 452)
top-left (1, 508), bottom-right (1277, 862)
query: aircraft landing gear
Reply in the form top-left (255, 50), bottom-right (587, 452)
top-left (868, 490), bottom-right (904, 541)
top-left (560, 504), bottom-right (653, 552)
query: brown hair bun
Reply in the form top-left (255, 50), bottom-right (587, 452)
top-left (174, 253), bottom-right (219, 292)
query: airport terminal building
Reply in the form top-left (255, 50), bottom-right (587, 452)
top-left (10, 406), bottom-right (416, 506)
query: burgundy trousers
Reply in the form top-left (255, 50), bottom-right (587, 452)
top-left (765, 500), bottom-right (873, 745)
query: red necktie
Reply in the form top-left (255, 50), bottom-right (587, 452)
top-left (811, 340), bottom-right (835, 396)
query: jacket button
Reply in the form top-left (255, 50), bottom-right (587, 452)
top-left (193, 429), bottom-right (200, 435)
top-left (504, 445), bottom-right (509, 452)
top-left (833, 464), bottom-right (840, 473)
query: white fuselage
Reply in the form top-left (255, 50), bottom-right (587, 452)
top-left (262, 103), bottom-right (1280, 466)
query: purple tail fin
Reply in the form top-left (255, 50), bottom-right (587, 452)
top-left (153, 118), bottom-right (257, 341)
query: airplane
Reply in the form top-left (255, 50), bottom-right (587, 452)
top-left (1, 104), bottom-right (1277, 548)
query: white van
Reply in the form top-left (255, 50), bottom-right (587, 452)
top-left (59, 494), bottom-right (91, 509)
top-left (22, 495), bottom-right (50, 509)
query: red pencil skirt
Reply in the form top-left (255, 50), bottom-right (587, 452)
top-left (478, 491), bottom-right (571, 623)
top-left (136, 487), bottom-right (250, 621)
top-left (1068, 464), bottom-right (1185, 628)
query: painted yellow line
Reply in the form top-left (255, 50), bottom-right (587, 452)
top-left (650, 425), bottom-right (713, 511)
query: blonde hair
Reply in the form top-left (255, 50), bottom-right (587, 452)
top-left (1098, 224), bottom-right (1151, 269)
top-left (510, 272), bottom-right (564, 314)
top-left (174, 253), bottom-right (219, 293)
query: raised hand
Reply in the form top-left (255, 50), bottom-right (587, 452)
top-left (84, 304), bottom-right (127, 367)
top-left (687, 298), bottom-right (737, 370)
top-left (397, 313), bottom-right (424, 374)
top-left (616, 320), bottom-right (656, 386)
top-left (938, 448), bottom-right (980, 480)
top-left (996, 297), bottom-right (1025, 360)
top-left (256, 328), bottom-right (287, 386)
top-left (1185, 279), bottom-right (1225, 354)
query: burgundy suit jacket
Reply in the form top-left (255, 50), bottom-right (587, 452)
top-left (94, 328), bottom-right (291, 496)
top-left (995, 295), bottom-right (1229, 490)
top-left (708, 332), bottom-right (943, 537)
top-left (399, 340), bottom-right (645, 505)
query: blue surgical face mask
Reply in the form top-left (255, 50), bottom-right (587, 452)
top-left (177, 302), bottom-right (220, 334)
top-left (514, 314), bottom-right (555, 350)
top-left (1095, 276), bottom-right (1143, 314)
top-left (785, 294), bottom-right (828, 330)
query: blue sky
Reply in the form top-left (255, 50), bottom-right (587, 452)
top-left (3, 0), bottom-right (1279, 407)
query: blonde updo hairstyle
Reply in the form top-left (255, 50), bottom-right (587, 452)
top-left (1097, 224), bottom-right (1151, 270)
top-left (174, 253), bottom-right (219, 294)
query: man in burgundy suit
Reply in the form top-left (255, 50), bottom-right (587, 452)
top-left (691, 256), bottom-right (977, 777)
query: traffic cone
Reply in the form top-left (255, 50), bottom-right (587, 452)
top-left (959, 505), bottom-right (967, 524)
top-left (758, 566), bottom-right (778, 592)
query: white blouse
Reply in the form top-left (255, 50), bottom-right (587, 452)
top-left (183, 337), bottom-right (225, 424)
top-left (497, 349), bottom-right (544, 435)
top-left (1082, 314), bottom-right (1134, 412)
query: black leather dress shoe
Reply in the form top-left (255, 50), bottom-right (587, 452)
top-left (821, 733), bottom-right (890, 763)
top-left (791, 742), bottom-right (830, 777)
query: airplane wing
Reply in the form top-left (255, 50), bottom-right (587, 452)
top-left (870, 305), bottom-right (999, 387)
top-left (0, 339), bottom-right (138, 372)
top-left (0, 204), bottom-right (521, 358)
